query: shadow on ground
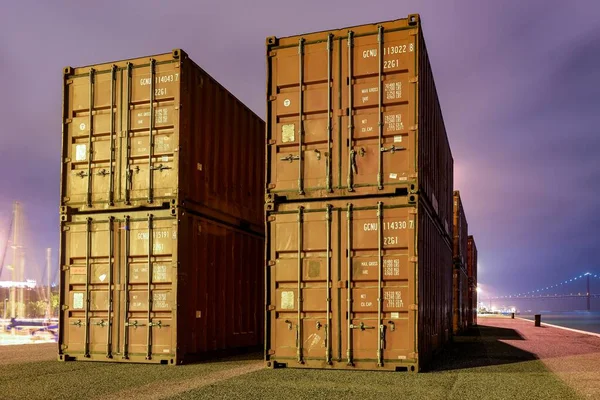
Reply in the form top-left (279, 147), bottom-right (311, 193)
top-left (428, 324), bottom-right (538, 372)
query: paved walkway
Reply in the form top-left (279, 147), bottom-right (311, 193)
top-left (482, 316), bottom-right (600, 399)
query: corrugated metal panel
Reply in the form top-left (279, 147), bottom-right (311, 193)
top-left (467, 235), bottom-right (478, 326)
top-left (452, 191), bottom-right (468, 267)
top-left (452, 267), bottom-right (469, 334)
top-left (61, 50), bottom-right (265, 230)
top-left (265, 14), bottom-right (453, 234)
top-left (265, 195), bottom-right (451, 372)
top-left (58, 208), bottom-right (263, 364)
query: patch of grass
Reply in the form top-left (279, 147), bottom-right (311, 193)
top-left (171, 361), bottom-right (581, 400)
top-left (0, 354), bottom-right (261, 400)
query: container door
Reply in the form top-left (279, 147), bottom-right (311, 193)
top-left (268, 205), bottom-right (339, 365)
top-left (342, 202), bottom-right (416, 367)
top-left (267, 38), bottom-right (336, 198)
top-left (124, 61), bottom-right (180, 206)
top-left (60, 216), bottom-right (117, 359)
top-left (341, 29), bottom-right (417, 193)
top-left (60, 212), bottom-right (177, 362)
top-left (120, 213), bottom-right (176, 361)
top-left (64, 68), bottom-right (120, 210)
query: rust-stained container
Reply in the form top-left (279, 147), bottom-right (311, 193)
top-left (467, 235), bottom-right (478, 326)
top-left (265, 194), bottom-right (452, 372)
top-left (61, 49), bottom-right (264, 230)
top-left (58, 208), bottom-right (263, 364)
top-left (265, 14), bottom-right (453, 235)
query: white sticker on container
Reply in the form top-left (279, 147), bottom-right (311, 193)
top-left (398, 355), bottom-right (407, 360)
top-left (162, 156), bottom-right (169, 162)
top-left (389, 173), bottom-right (398, 179)
top-left (79, 123), bottom-right (86, 131)
top-left (399, 176), bottom-right (408, 181)
top-left (282, 124), bottom-right (295, 143)
top-left (281, 291), bottom-right (294, 310)
top-left (73, 293), bottom-right (84, 310)
top-left (394, 135), bottom-right (403, 143)
top-left (391, 312), bottom-right (400, 319)
top-left (283, 99), bottom-right (291, 107)
top-left (75, 144), bottom-right (87, 161)
top-left (163, 349), bottom-right (170, 353)
top-left (98, 274), bottom-right (106, 282)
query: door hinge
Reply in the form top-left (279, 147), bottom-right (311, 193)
top-left (267, 216), bottom-right (276, 222)
top-left (410, 124), bottom-right (418, 131)
top-left (409, 257), bottom-right (418, 263)
top-left (409, 77), bottom-right (418, 83)
top-left (409, 304), bottom-right (418, 311)
top-left (267, 305), bottom-right (276, 311)
top-left (268, 260), bottom-right (276, 266)
top-left (268, 349), bottom-right (276, 355)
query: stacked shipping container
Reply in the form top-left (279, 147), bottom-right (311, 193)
top-left (452, 191), bottom-right (469, 334)
top-left (58, 50), bottom-right (265, 364)
top-left (265, 14), bottom-right (454, 372)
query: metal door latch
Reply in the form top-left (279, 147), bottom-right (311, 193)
top-left (74, 171), bottom-right (88, 179)
top-left (94, 320), bottom-right (107, 327)
top-left (285, 320), bottom-right (293, 330)
top-left (71, 319), bottom-right (85, 327)
top-left (381, 145), bottom-right (405, 153)
top-left (316, 321), bottom-right (322, 330)
top-left (388, 321), bottom-right (395, 332)
top-left (350, 322), bottom-right (374, 331)
top-left (151, 164), bottom-right (171, 172)
top-left (280, 154), bottom-right (300, 163)
top-left (96, 169), bottom-right (109, 177)
top-left (314, 149), bottom-right (321, 160)
top-left (149, 321), bottom-right (167, 328)
top-left (125, 320), bottom-right (144, 328)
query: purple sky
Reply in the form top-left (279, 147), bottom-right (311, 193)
top-left (1, 0), bottom-right (599, 297)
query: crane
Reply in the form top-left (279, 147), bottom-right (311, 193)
top-left (0, 211), bottom-right (14, 278)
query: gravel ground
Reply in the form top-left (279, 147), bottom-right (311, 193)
top-left (1, 317), bottom-right (596, 399)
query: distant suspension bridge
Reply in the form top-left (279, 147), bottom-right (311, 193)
top-left (491, 272), bottom-right (600, 311)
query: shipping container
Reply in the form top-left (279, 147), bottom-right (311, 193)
top-left (452, 267), bottom-right (468, 334)
top-left (467, 235), bottom-right (478, 326)
top-left (452, 191), bottom-right (467, 268)
top-left (460, 268), bottom-right (468, 331)
top-left (58, 208), bottom-right (263, 364)
top-left (61, 49), bottom-right (265, 230)
top-left (265, 194), bottom-right (452, 372)
top-left (265, 14), bottom-right (453, 235)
